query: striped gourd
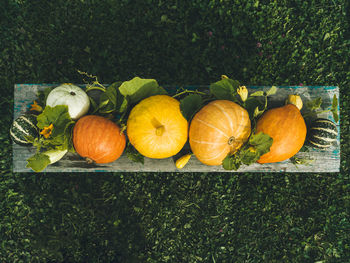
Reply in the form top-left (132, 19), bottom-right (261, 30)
top-left (307, 118), bottom-right (338, 148)
top-left (10, 114), bottom-right (38, 145)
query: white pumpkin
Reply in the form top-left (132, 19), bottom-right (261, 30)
top-left (46, 83), bottom-right (90, 120)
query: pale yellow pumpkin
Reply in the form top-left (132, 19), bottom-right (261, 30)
top-left (189, 100), bottom-right (251, 166)
top-left (127, 95), bottom-right (188, 159)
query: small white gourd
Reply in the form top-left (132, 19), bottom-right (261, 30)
top-left (46, 83), bottom-right (90, 120)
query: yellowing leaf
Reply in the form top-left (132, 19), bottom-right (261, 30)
top-left (250, 90), bottom-right (265, 97)
top-left (266, 86), bottom-right (277, 96)
top-left (254, 106), bottom-right (264, 118)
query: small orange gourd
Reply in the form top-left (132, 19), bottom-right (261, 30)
top-left (189, 100), bottom-right (251, 166)
top-left (73, 115), bottom-right (126, 163)
top-left (256, 104), bottom-right (306, 163)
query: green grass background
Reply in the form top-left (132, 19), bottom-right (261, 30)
top-left (1, 0), bottom-right (350, 262)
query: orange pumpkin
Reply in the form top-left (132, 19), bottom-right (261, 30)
top-left (256, 104), bottom-right (306, 163)
top-left (189, 100), bottom-right (251, 166)
top-left (73, 115), bottom-right (126, 163)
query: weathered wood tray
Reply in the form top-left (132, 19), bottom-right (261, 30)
top-left (13, 84), bottom-right (340, 172)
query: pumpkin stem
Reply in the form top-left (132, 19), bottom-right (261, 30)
top-left (85, 157), bottom-right (94, 164)
top-left (151, 118), bottom-right (165, 136)
top-left (155, 125), bottom-right (165, 136)
top-left (228, 136), bottom-right (235, 145)
top-left (70, 91), bottom-right (76, 96)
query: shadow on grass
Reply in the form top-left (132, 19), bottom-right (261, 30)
top-left (18, 172), bottom-right (145, 262)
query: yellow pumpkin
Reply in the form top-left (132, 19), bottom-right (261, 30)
top-left (189, 100), bottom-right (251, 166)
top-left (127, 95), bottom-right (188, 159)
top-left (256, 104), bottom-right (307, 163)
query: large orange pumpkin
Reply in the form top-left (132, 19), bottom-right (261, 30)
top-left (256, 104), bottom-right (306, 163)
top-left (73, 115), bottom-right (126, 163)
top-left (127, 95), bottom-right (188, 159)
top-left (189, 100), bottom-right (251, 166)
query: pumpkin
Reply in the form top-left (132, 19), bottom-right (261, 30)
top-left (307, 118), bottom-right (338, 148)
top-left (256, 104), bottom-right (307, 163)
top-left (127, 95), bottom-right (188, 159)
top-left (46, 83), bottom-right (90, 120)
top-left (10, 114), bottom-right (38, 145)
top-left (73, 115), bottom-right (126, 163)
top-left (189, 100), bottom-right (251, 166)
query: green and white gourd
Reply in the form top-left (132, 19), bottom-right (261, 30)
top-left (308, 118), bottom-right (338, 148)
top-left (10, 114), bottom-right (38, 145)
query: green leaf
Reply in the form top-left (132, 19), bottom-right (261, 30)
top-left (323, 32), bottom-right (330, 41)
top-left (36, 105), bottom-right (75, 153)
top-left (239, 148), bottom-right (260, 165)
top-left (119, 77), bottom-right (167, 105)
top-left (266, 86), bottom-right (277, 96)
top-left (244, 97), bottom-right (265, 119)
top-left (26, 152), bottom-right (51, 172)
top-left (253, 106), bottom-right (264, 118)
top-left (306, 97), bottom-right (322, 111)
top-left (250, 90), bottom-right (265, 97)
top-left (209, 78), bottom-right (239, 101)
top-left (332, 110), bottom-right (339, 123)
top-left (249, 132), bottom-right (273, 156)
top-left (222, 155), bottom-right (241, 170)
top-left (332, 94), bottom-right (338, 109)
top-left (99, 84), bottom-right (118, 113)
top-left (89, 97), bottom-right (98, 113)
top-left (180, 94), bottom-right (203, 120)
top-left (64, 121), bottom-right (75, 152)
top-left (37, 105), bottom-right (72, 137)
top-left (125, 143), bottom-right (144, 164)
top-left (225, 132), bottom-right (273, 168)
top-left (119, 97), bottom-right (128, 113)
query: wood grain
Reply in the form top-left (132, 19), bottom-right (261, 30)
top-left (13, 84), bottom-right (340, 173)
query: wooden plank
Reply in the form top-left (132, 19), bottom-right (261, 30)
top-left (13, 84), bottom-right (340, 173)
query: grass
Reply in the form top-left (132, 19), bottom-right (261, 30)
top-left (1, 0), bottom-right (350, 262)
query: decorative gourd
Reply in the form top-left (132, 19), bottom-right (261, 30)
top-left (46, 83), bottom-right (90, 120)
top-left (189, 100), bottom-right (251, 166)
top-left (127, 95), bottom-right (188, 159)
top-left (307, 118), bottom-right (338, 148)
top-left (10, 114), bottom-right (38, 145)
top-left (175, 154), bottom-right (192, 169)
top-left (256, 104), bottom-right (307, 163)
top-left (73, 115), bottom-right (126, 163)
